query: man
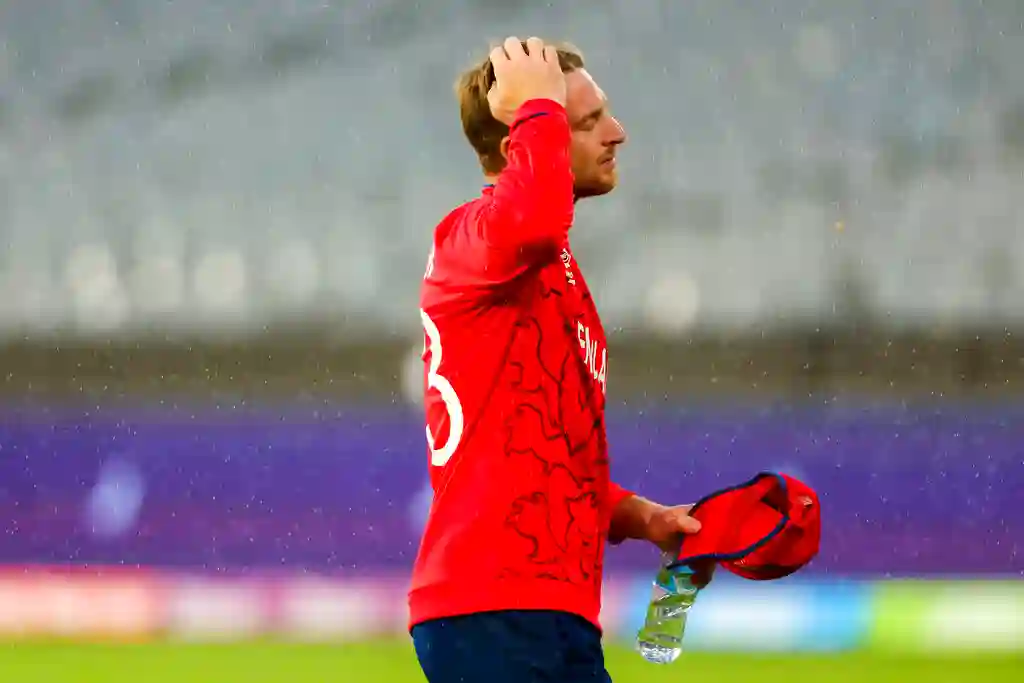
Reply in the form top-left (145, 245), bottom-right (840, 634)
top-left (409, 37), bottom-right (705, 682)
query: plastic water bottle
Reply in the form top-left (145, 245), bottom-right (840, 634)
top-left (635, 552), bottom-right (700, 664)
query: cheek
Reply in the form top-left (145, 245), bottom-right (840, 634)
top-left (569, 137), bottom-right (599, 173)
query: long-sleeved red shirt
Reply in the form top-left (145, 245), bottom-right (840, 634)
top-left (408, 99), bottom-right (632, 631)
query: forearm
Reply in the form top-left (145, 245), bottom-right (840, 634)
top-left (608, 489), bottom-right (664, 545)
top-left (486, 100), bottom-right (574, 250)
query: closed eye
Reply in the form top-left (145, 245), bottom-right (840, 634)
top-left (573, 108), bottom-right (604, 131)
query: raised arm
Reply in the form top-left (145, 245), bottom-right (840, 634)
top-left (478, 99), bottom-right (574, 254)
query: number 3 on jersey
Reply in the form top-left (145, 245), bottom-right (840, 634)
top-left (420, 309), bottom-right (464, 467)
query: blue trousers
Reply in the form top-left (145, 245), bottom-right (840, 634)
top-left (411, 610), bottom-right (613, 683)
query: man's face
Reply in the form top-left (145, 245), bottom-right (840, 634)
top-left (564, 69), bottom-right (626, 199)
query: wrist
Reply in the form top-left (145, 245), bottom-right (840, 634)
top-left (514, 98), bottom-right (567, 122)
top-left (609, 494), bottom-right (663, 545)
top-left (635, 498), bottom-right (666, 538)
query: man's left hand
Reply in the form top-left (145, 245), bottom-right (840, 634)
top-left (644, 503), bottom-right (701, 553)
top-left (643, 503), bottom-right (717, 588)
top-left (610, 496), bottom-right (717, 587)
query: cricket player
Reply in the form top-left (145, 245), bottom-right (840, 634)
top-left (409, 37), bottom-right (706, 682)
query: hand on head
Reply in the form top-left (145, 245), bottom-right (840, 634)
top-left (487, 36), bottom-right (567, 124)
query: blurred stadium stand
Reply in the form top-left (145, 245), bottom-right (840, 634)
top-left (1, 0), bottom-right (1022, 398)
top-left (2, 1), bottom-right (1023, 335)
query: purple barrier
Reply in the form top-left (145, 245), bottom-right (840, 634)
top-left (0, 404), bottom-right (1020, 575)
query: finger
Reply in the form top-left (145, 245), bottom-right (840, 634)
top-left (671, 510), bottom-right (701, 534)
top-left (542, 44), bottom-right (558, 64)
top-left (679, 517), bottom-right (701, 533)
top-left (525, 36), bottom-right (545, 59)
top-left (503, 36), bottom-right (525, 60)
top-left (656, 533), bottom-right (684, 555)
top-left (489, 45), bottom-right (509, 72)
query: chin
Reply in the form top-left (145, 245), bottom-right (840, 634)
top-left (574, 176), bottom-right (618, 199)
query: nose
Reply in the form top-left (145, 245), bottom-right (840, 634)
top-left (607, 115), bottom-right (626, 146)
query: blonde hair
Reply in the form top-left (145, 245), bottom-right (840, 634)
top-left (454, 41), bottom-right (585, 174)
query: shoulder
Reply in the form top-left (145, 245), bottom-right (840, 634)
top-left (421, 197), bottom-right (489, 296)
top-left (431, 196), bottom-right (490, 248)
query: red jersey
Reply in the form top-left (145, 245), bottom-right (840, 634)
top-left (408, 99), bottom-right (632, 631)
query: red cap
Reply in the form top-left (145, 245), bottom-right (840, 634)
top-left (671, 472), bottom-right (821, 580)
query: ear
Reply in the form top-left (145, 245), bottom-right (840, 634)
top-left (499, 136), bottom-right (511, 161)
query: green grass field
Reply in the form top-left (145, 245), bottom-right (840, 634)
top-left (0, 641), bottom-right (1018, 683)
